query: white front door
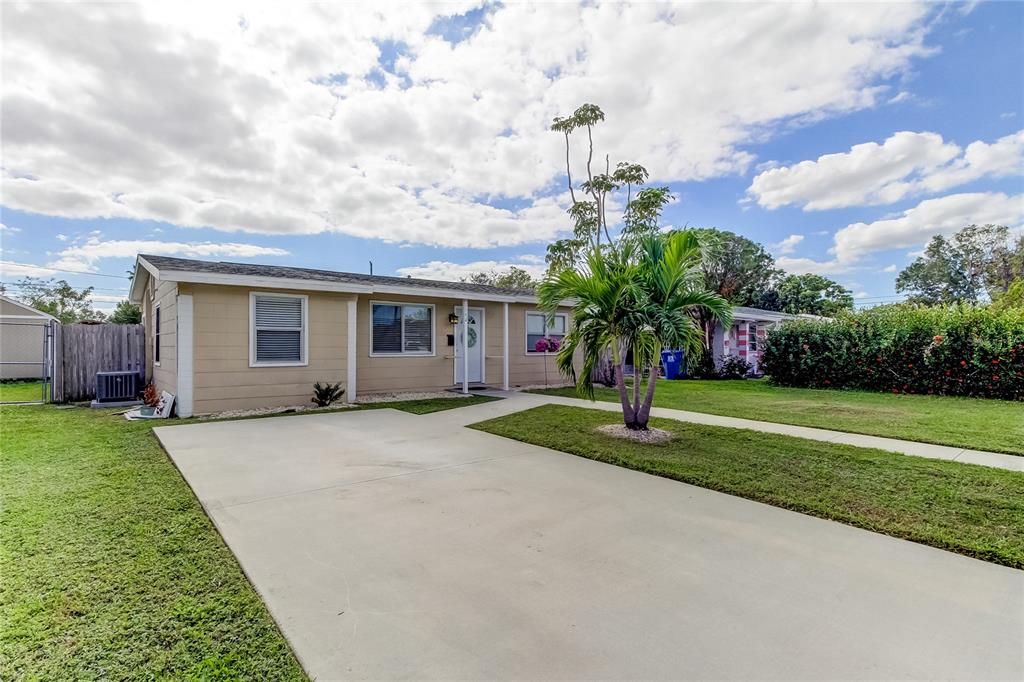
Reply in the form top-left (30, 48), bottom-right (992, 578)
top-left (454, 306), bottom-right (484, 384)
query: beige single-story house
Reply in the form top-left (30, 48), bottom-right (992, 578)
top-left (0, 295), bottom-right (56, 380)
top-left (128, 255), bottom-right (578, 417)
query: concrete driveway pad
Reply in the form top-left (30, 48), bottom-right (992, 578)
top-left (156, 406), bottom-right (1023, 680)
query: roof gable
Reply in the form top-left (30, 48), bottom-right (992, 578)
top-left (0, 294), bottom-right (57, 320)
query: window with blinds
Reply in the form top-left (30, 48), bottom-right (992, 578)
top-left (252, 294), bottom-right (306, 364)
top-left (372, 302), bottom-right (433, 355)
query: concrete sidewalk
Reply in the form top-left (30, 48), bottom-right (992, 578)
top-left (438, 390), bottom-right (1024, 472)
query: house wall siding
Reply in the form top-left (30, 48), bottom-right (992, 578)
top-left (187, 284), bottom-right (352, 414)
top-left (141, 277), bottom-right (178, 397)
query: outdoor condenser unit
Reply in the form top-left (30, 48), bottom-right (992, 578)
top-left (95, 371), bottom-right (140, 403)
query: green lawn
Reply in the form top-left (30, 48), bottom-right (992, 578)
top-left (471, 405), bottom-right (1024, 569)
top-left (0, 394), bottom-right (496, 679)
top-left (529, 379), bottom-right (1024, 455)
top-left (0, 381), bottom-right (44, 403)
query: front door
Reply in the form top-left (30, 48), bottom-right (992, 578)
top-left (454, 307), bottom-right (484, 384)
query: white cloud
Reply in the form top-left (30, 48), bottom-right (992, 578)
top-left (775, 256), bottom-right (854, 276)
top-left (832, 191), bottom-right (1024, 262)
top-left (90, 293), bottom-right (130, 303)
top-left (396, 257), bottom-right (547, 282)
top-left (0, 261), bottom-right (58, 278)
top-left (0, 223), bottom-right (20, 234)
top-left (47, 238), bottom-right (290, 272)
top-left (1, 2), bottom-right (937, 247)
top-left (748, 130), bottom-right (1023, 210)
top-left (881, 264), bottom-right (898, 273)
top-left (771, 234), bottom-right (804, 255)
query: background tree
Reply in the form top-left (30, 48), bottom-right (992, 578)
top-left (109, 300), bottom-right (142, 324)
top-left (545, 103), bottom-right (673, 274)
top-left (895, 235), bottom-right (971, 304)
top-left (13, 277), bottom-right (104, 323)
top-left (687, 228), bottom-right (779, 373)
top-left (463, 266), bottom-right (538, 290)
top-left (896, 224), bottom-right (1021, 304)
top-left (775, 273), bottom-right (854, 316)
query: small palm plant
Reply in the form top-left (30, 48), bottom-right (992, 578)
top-left (311, 381), bottom-right (345, 407)
top-left (539, 230), bottom-right (731, 430)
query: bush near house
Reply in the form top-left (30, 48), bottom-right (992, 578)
top-left (761, 304), bottom-right (1024, 400)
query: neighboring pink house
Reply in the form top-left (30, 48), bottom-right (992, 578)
top-left (711, 306), bottom-right (804, 375)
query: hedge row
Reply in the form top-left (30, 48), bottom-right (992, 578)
top-left (760, 304), bottom-right (1024, 400)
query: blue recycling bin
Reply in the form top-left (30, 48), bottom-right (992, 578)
top-left (661, 349), bottom-right (684, 380)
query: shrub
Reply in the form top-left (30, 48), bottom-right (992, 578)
top-left (312, 381), bottom-right (345, 407)
top-left (717, 355), bottom-right (753, 379)
top-left (760, 304), bottom-right (1024, 400)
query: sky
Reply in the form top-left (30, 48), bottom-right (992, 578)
top-left (1, 1), bottom-right (1022, 312)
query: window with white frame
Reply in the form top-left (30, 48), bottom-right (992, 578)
top-left (251, 293), bottom-right (307, 365)
top-left (526, 311), bottom-right (567, 352)
top-left (154, 304), bottom-right (161, 365)
top-left (748, 324), bottom-right (758, 352)
top-left (371, 302), bottom-right (434, 355)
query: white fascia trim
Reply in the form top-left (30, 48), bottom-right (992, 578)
top-left (370, 283), bottom-right (525, 303)
top-left (129, 256), bottom-right (160, 303)
top-left (142, 264), bottom-right (571, 305)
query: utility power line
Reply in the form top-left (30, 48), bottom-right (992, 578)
top-left (0, 262), bottom-right (131, 279)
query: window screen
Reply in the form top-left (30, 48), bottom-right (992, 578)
top-left (372, 303), bottom-right (433, 354)
top-left (253, 295), bottom-right (304, 363)
top-left (154, 305), bottom-right (161, 364)
top-left (527, 312), bottom-right (567, 352)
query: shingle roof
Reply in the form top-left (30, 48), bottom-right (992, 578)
top-left (138, 254), bottom-right (537, 298)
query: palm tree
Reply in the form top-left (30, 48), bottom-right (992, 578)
top-left (538, 230), bottom-right (732, 430)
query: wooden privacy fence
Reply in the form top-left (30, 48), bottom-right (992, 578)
top-left (53, 323), bottom-right (145, 402)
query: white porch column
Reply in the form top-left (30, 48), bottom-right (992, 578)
top-left (176, 293), bottom-right (194, 418)
top-left (462, 298), bottom-right (469, 394)
top-left (502, 302), bottom-right (509, 391)
top-left (346, 298), bottom-right (357, 402)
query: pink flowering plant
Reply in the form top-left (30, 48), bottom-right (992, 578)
top-left (535, 336), bottom-right (561, 385)
top-left (534, 337), bottom-right (561, 353)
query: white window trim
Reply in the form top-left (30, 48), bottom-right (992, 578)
top-left (153, 303), bottom-right (161, 367)
top-left (249, 291), bottom-right (309, 368)
top-left (525, 310), bottom-right (568, 355)
top-left (369, 300), bottom-right (436, 357)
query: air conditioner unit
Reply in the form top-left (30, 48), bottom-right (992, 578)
top-left (95, 371), bottom-right (140, 403)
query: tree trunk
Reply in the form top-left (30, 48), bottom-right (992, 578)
top-left (635, 357), bottom-right (661, 429)
top-left (631, 353), bottom-right (641, 419)
top-left (610, 358), bottom-right (634, 428)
